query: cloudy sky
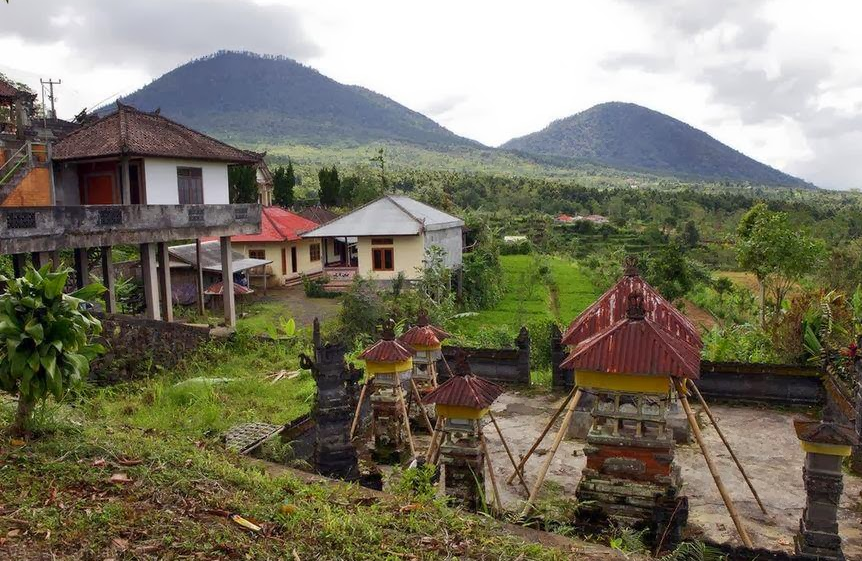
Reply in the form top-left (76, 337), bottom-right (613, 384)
top-left (1, 1), bottom-right (860, 189)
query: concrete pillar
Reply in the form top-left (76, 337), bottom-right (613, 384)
top-left (121, 156), bottom-right (131, 205)
top-left (195, 238), bottom-right (205, 316)
top-left (157, 242), bottom-right (173, 322)
top-left (140, 243), bottom-right (160, 321)
top-left (100, 246), bottom-right (117, 314)
top-left (440, 419), bottom-right (485, 511)
top-left (73, 248), bottom-right (88, 289)
top-left (31, 251), bottom-right (54, 271)
top-left (220, 236), bottom-right (235, 327)
top-left (11, 253), bottom-right (27, 278)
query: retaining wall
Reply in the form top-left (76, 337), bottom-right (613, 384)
top-left (438, 327), bottom-right (531, 385)
top-left (696, 361), bottom-right (822, 406)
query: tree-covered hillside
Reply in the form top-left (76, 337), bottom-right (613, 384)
top-left (113, 51), bottom-right (480, 148)
top-left (502, 102), bottom-right (812, 188)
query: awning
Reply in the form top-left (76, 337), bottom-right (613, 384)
top-left (169, 241), bottom-right (271, 274)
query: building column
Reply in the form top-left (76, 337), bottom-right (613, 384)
top-left (100, 246), bottom-right (117, 314)
top-left (157, 242), bottom-right (173, 322)
top-left (220, 236), bottom-right (235, 327)
top-left (31, 252), bottom-right (54, 270)
top-left (140, 242), bottom-right (160, 320)
top-left (121, 156), bottom-right (131, 204)
top-left (11, 254), bottom-right (27, 278)
top-left (73, 248), bottom-right (88, 289)
top-left (194, 239), bottom-right (205, 316)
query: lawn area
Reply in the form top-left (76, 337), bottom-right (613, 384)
top-left (447, 255), bottom-right (599, 344)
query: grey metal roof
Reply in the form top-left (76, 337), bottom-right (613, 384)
top-left (169, 241), bottom-right (271, 274)
top-left (301, 195), bottom-right (463, 238)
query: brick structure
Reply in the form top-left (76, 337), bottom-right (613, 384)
top-left (299, 318), bottom-right (360, 481)
top-left (793, 419), bottom-right (857, 560)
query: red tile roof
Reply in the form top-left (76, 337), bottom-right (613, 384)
top-left (231, 207), bottom-right (319, 243)
top-left (53, 103), bottom-right (259, 164)
top-left (400, 311), bottom-right (451, 348)
top-left (359, 338), bottom-right (415, 363)
top-left (561, 296), bottom-right (701, 380)
top-left (298, 205), bottom-right (340, 225)
top-left (562, 263), bottom-right (701, 348)
top-left (0, 80), bottom-right (21, 99)
top-left (422, 372), bottom-right (504, 409)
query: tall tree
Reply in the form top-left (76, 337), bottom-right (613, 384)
top-left (318, 166), bottom-right (341, 207)
top-left (369, 148), bottom-right (387, 192)
top-left (228, 165), bottom-right (258, 204)
top-left (272, 161), bottom-right (295, 208)
top-left (680, 220), bottom-right (700, 248)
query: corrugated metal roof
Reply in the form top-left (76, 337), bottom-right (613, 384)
top-left (301, 195), bottom-right (464, 238)
top-left (562, 272), bottom-right (701, 348)
top-left (359, 338), bottom-right (415, 363)
top-left (422, 373), bottom-right (504, 409)
top-left (169, 241), bottom-right (271, 274)
top-left (204, 281), bottom-right (254, 296)
top-left (400, 312), bottom-right (451, 348)
top-left (561, 314), bottom-right (701, 380)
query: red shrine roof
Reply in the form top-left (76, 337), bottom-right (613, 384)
top-left (561, 295), bottom-right (701, 380)
top-left (231, 207), bottom-right (319, 243)
top-left (423, 373), bottom-right (504, 409)
top-left (562, 262), bottom-right (700, 348)
top-left (53, 103), bottom-right (259, 164)
top-left (359, 322), bottom-right (415, 363)
top-left (399, 312), bottom-right (451, 348)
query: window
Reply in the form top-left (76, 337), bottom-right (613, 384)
top-left (248, 249), bottom-right (266, 260)
top-left (177, 167), bottom-right (203, 204)
top-left (309, 243), bottom-right (321, 262)
top-left (372, 247), bottom-right (394, 271)
top-left (371, 237), bottom-right (393, 246)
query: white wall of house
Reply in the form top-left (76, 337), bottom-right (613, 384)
top-left (424, 226), bottom-right (463, 268)
top-left (143, 158), bottom-right (229, 205)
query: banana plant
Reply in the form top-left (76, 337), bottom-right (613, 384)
top-left (0, 265), bottom-right (105, 438)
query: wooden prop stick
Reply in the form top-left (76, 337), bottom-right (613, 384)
top-left (675, 380), bottom-right (753, 548)
top-left (480, 429), bottom-right (503, 512)
top-left (506, 386), bottom-right (578, 485)
top-left (431, 418), bottom-right (446, 465)
top-left (425, 415), bottom-right (444, 462)
top-left (410, 378), bottom-right (435, 434)
top-left (396, 384), bottom-right (417, 457)
top-left (520, 388), bottom-right (581, 517)
top-left (488, 411), bottom-right (530, 494)
top-left (350, 380), bottom-right (370, 439)
top-left (687, 380), bottom-right (768, 516)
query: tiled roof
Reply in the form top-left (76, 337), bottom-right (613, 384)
top-left (0, 80), bottom-right (33, 100)
top-left (231, 207), bottom-right (319, 243)
top-left (298, 205), bottom-right (340, 225)
top-left (53, 103), bottom-right (259, 163)
top-left (793, 419), bottom-right (858, 446)
top-left (359, 324), bottom-right (415, 363)
top-left (562, 267), bottom-right (701, 348)
top-left (422, 373), bottom-right (504, 409)
top-left (561, 298), bottom-right (701, 380)
top-left (400, 311), bottom-right (451, 348)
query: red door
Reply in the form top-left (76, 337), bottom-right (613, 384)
top-left (86, 175), bottom-right (115, 204)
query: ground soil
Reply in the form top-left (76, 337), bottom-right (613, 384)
top-left (680, 298), bottom-right (718, 330)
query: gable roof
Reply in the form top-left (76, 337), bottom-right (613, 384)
top-left (400, 312), bottom-right (451, 348)
top-left (793, 419), bottom-right (858, 446)
top-left (298, 205), bottom-right (340, 225)
top-left (168, 240), bottom-right (270, 274)
top-left (301, 195), bottom-right (463, 238)
top-left (422, 373), bottom-right (504, 409)
top-left (229, 207), bottom-right (319, 243)
top-left (562, 268), bottom-right (701, 348)
top-left (561, 312), bottom-right (701, 379)
top-left (359, 338), bottom-right (415, 363)
top-left (0, 80), bottom-right (35, 101)
top-left (53, 103), bottom-right (259, 164)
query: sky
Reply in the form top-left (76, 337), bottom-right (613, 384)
top-left (1, 0), bottom-right (860, 190)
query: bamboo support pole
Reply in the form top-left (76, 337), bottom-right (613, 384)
top-left (687, 380), bottom-right (768, 515)
top-left (349, 380), bottom-right (370, 439)
top-left (507, 387), bottom-right (578, 485)
top-left (488, 411), bottom-right (529, 494)
top-left (396, 384), bottom-right (417, 457)
top-left (480, 429), bottom-right (503, 512)
top-left (520, 388), bottom-right (581, 517)
top-left (431, 419), bottom-right (445, 465)
top-left (425, 415), bottom-right (444, 463)
top-left (675, 380), bottom-right (753, 548)
top-left (410, 378), bottom-right (435, 434)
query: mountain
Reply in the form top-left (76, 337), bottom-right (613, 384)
top-left (112, 51), bottom-right (480, 149)
top-left (501, 102), bottom-right (812, 188)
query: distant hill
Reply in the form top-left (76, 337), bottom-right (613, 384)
top-left (111, 51), bottom-right (480, 149)
top-left (501, 102), bottom-right (812, 188)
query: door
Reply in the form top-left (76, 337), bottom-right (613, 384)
top-left (85, 174), bottom-right (115, 204)
top-left (290, 246), bottom-right (298, 273)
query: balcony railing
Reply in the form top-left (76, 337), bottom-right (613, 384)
top-left (0, 203), bottom-right (261, 254)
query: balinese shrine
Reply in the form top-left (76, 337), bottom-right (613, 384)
top-left (399, 311), bottom-right (451, 423)
top-left (561, 290), bottom-right (701, 541)
top-left (358, 320), bottom-right (417, 463)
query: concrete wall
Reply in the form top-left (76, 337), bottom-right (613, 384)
top-left (424, 226), bottom-right (463, 268)
top-left (357, 234), bottom-right (426, 280)
top-left (143, 158), bottom-right (229, 205)
top-left (437, 328), bottom-right (531, 385)
top-left (1, 167), bottom-right (52, 207)
top-left (90, 314), bottom-right (211, 384)
top-left (233, 239), bottom-right (324, 285)
top-left (55, 165), bottom-right (81, 206)
top-left (696, 361), bottom-right (822, 405)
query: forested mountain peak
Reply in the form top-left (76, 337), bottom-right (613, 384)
top-left (501, 102), bottom-right (812, 188)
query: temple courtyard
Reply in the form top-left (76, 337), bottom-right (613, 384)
top-left (476, 391), bottom-right (862, 556)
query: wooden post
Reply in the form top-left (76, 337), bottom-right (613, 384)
top-left (73, 247), bottom-right (88, 289)
top-left (410, 379), bottom-right (435, 434)
top-left (350, 380), bottom-right (370, 439)
top-left (688, 381), bottom-right (768, 515)
top-left (195, 238), bottom-right (205, 316)
top-left (121, 156), bottom-right (131, 204)
top-left (395, 384), bottom-right (416, 457)
top-left (100, 246), bottom-right (117, 314)
top-left (507, 387), bottom-right (578, 485)
top-left (520, 388), bottom-right (581, 517)
top-left (157, 242), bottom-right (173, 322)
top-left (220, 236), bottom-right (236, 327)
top-left (480, 430), bottom-right (502, 512)
top-left (675, 380), bottom-right (753, 548)
top-left (140, 243), bottom-right (160, 320)
top-left (426, 415), bottom-right (444, 463)
top-left (488, 410), bottom-right (529, 494)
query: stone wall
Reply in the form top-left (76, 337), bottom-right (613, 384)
top-left (696, 361), bottom-right (822, 406)
top-left (90, 314), bottom-right (211, 385)
top-left (438, 327), bottom-right (531, 385)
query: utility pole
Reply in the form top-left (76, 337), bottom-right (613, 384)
top-left (40, 78), bottom-right (61, 119)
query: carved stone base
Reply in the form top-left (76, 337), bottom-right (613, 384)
top-left (440, 443), bottom-right (484, 511)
